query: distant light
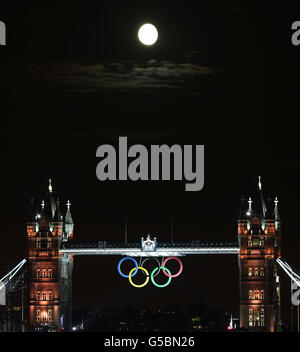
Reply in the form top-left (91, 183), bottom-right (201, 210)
top-left (72, 327), bottom-right (76, 331)
top-left (227, 326), bottom-right (232, 331)
top-left (138, 24), bottom-right (158, 46)
top-left (246, 211), bottom-right (251, 216)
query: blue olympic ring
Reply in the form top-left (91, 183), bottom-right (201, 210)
top-left (117, 257), bottom-right (138, 278)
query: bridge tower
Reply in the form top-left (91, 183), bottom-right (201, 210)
top-left (26, 180), bottom-right (74, 332)
top-left (238, 177), bottom-right (281, 331)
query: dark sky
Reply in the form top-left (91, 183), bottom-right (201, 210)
top-left (0, 1), bottom-right (300, 324)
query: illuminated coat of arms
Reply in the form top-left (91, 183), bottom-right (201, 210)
top-left (141, 235), bottom-right (157, 251)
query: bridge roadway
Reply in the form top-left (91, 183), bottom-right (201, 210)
top-left (59, 240), bottom-right (240, 257)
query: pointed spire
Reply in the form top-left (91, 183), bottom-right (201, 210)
top-left (48, 178), bottom-right (53, 193)
top-left (40, 199), bottom-right (52, 220)
top-left (53, 198), bottom-right (63, 222)
top-left (274, 197), bottom-right (280, 221)
top-left (257, 175), bottom-right (267, 219)
top-left (265, 195), bottom-right (274, 219)
top-left (65, 200), bottom-right (73, 224)
top-left (246, 197), bottom-right (252, 216)
top-left (258, 175), bottom-right (262, 190)
top-left (64, 199), bottom-right (74, 241)
top-left (47, 179), bottom-right (56, 219)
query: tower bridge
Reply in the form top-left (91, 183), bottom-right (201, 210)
top-left (21, 177), bottom-right (287, 332)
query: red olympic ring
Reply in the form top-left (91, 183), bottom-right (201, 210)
top-left (162, 257), bottom-right (183, 278)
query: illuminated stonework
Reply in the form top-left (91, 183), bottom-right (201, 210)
top-left (27, 181), bottom-right (74, 332)
top-left (238, 180), bottom-right (281, 332)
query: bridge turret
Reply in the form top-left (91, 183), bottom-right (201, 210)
top-left (238, 176), bottom-right (281, 332)
top-left (27, 180), bottom-right (74, 332)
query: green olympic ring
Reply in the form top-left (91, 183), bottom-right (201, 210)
top-left (150, 266), bottom-right (172, 288)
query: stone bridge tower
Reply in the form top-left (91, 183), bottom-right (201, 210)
top-left (238, 177), bottom-right (281, 331)
top-left (26, 180), bottom-right (74, 332)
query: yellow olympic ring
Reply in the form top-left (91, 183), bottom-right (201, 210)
top-left (128, 266), bottom-right (149, 288)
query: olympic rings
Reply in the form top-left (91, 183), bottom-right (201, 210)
top-left (162, 257), bottom-right (183, 278)
top-left (128, 267), bottom-right (149, 288)
top-left (118, 257), bottom-right (138, 278)
top-left (117, 256), bottom-right (183, 288)
top-left (151, 266), bottom-right (172, 288)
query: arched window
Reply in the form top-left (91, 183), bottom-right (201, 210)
top-left (42, 311), bottom-right (47, 322)
top-left (248, 309), bottom-right (253, 326)
top-left (36, 309), bottom-right (40, 322)
top-left (248, 290), bottom-right (253, 299)
top-left (254, 290), bottom-right (260, 299)
top-left (48, 310), bottom-right (52, 322)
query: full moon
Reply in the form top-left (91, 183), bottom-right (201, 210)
top-left (138, 23), bottom-right (158, 46)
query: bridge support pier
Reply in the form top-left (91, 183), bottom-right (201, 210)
top-left (59, 254), bottom-right (73, 332)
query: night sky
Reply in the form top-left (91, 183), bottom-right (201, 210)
top-left (0, 1), bottom-right (300, 325)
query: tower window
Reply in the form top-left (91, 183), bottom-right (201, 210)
top-left (248, 309), bottom-right (264, 327)
top-left (248, 313), bottom-right (253, 326)
top-left (36, 292), bottom-right (40, 301)
top-left (248, 290), bottom-right (253, 300)
top-left (259, 237), bottom-right (264, 246)
top-left (36, 269), bottom-right (41, 278)
top-left (254, 267), bottom-right (259, 276)
top-left (48, 269), bottom-right (53, 278)
top-left (36, 310), bottom-right (40, 322)
top-left (42, 269), bottom-right (47, 278)
top-left (42, 292), bottom-right (47, 301)
top-left (254, 311), bottom-right (260, 326)
top-left (255, 290), bottom-right (260, 299)
top-left (42, 312), bottom-right (47, 322)
top-left (47, 239), bottom-right (52, 249)
top-left (248, 267), bottom-right (253, 276)
top-left (261, 290), bottom-right (264, 300)
top-left (36, 239), bottom-right (41, 248)
top-left (252, 237), bottom-right (260, 246)
top-left (260, 267), bottom-right (265, 276)
top-left (48, 310), bottom-right (52, 322)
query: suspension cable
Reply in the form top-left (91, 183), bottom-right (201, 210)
top-left (277, 258), bottom-right (300, 287)
top-left (0, 259), bottom-right (27, 285)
